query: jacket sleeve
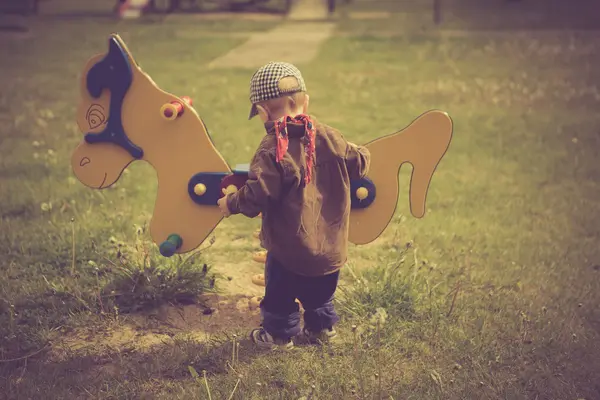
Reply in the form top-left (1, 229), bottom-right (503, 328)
top-left (345, 142), bottom-right (371, 180)
top-left (226, 150), bottom-right (284, 218)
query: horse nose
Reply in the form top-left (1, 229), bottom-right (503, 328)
top-left (80, 157), bottom-right (91, 167)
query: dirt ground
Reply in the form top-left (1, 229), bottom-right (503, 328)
top-left (47, 293), bottom-right (269, 361)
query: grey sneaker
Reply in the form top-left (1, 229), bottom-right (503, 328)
top-left (250, 328), bottom-right (294, 350)
top-left (296, 327), bottom-right (338, 345)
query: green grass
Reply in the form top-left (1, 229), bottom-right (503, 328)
top-left (1, 2), bottom-right (600, 399)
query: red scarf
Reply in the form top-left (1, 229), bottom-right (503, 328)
top-left (274, 114), bottom-right (316, 185)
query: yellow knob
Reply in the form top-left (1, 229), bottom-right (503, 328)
top-left (160, 103), bottom-right (178, 121)
top-left (222, 184), bottom-right (238, 195)
top-left (356, 187), bottom-right (369, 200)
top-left (194, 183), bottom-right (207, 196)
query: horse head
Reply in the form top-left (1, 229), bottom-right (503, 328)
top-left (72, 46), bottom-right (135, 190)
top-left (71, 34), bottom-right (231, 254)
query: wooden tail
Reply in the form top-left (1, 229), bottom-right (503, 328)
top-left (349, 110), bottom-right (453, 245)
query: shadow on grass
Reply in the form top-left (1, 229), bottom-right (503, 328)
top-left (0, 287), bottom-right (265, 396)
top-left (1, 334), bottom-right (263, 399)
top-left (0, 204), bottom-right (37, 220)
top-left (0, 163), bottom-right (51, 180)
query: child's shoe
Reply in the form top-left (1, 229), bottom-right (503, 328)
top-left (296, 326), bottom-right (338, 345)
top-left (250, 327), bottom-right (294, 350)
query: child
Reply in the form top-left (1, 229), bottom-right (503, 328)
top-left (217, 61), bottom-right (371, 349)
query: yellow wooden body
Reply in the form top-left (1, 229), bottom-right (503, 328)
top-left (71, 34), bottom-right (453, 255)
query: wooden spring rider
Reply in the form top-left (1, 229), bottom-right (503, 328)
top-left (70, 34), bottom-right (454, 289)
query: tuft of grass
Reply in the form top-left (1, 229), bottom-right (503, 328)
top-left (97, 227), bottom-right (220, 314)
top-left (338, 242), bottom-right (418, 324)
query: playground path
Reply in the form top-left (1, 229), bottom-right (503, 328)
top-left (287, 0), bottom-right (329, 21)
top-left (207, 0), bottom-right (335, 69)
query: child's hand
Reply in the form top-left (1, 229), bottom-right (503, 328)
top-left (217, 196), bottom-right (231, 218)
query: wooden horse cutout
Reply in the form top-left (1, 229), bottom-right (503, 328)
top-left (71, 34), bottom-right (230, 254)
top-left (71, 34), bottom-right (453, 256)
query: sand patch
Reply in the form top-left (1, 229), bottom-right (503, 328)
top-left (48, 293), bottom-right (263, 362)
top-left (203, 220), bottom-right (266, 297)
top-left (209, 259), bottom-right (266, 297)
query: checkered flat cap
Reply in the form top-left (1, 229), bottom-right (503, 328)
top-left (248, 61), bottom-right (307, 120)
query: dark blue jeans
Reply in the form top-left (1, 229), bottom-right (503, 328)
top-left (260, 252), bottom-right (340, 340)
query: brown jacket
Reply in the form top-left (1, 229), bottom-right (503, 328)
top-left (226, 116), bottom-right (371, 277)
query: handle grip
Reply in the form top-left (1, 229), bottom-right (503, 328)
top-left (159, 233), bottom-right (183, 257)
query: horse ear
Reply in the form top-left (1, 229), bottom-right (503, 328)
top-left (109, 34), bottom-right (138, 70)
